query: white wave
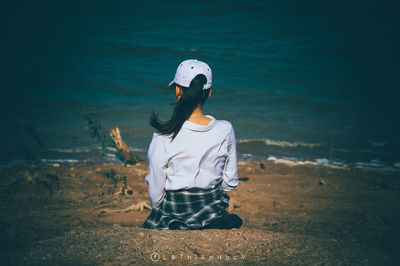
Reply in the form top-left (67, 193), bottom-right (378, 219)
top-left (0, 158), bottom-right (86, 168)
top-left (48, 145), bottom-right (146, 154)
top-left (40, 159), bottom-right (82, 163)
top-left (367, 140), bottom-right (388, 147)
top-left (106, 146), bottom-right (118, 152)
top-left (267, 156), bottom-right (348, 169)
top-left (48, 146), bottom-right (93, 153)
top-left (237, 138), bottom-right (321, 148)
top-left (50, 145), bottom-right (118, 154)
top-left (238, 153), bottom-right (255, 162)
top-left (353, 159), bottom-right (393, 169)
top-left (266, 156), bottom-right (398, 170)
top-left (131, 147), bottom-right (146, 152)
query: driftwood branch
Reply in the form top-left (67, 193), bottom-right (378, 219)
top-left (110, 127), bottom-right (142, 165)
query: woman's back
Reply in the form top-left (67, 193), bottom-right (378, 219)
top-left (146, 115), bottom-right (238, 193)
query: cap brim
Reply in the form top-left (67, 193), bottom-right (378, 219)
top-left (168, 80), bottom-right (175, 87)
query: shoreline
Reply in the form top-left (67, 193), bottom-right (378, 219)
top-left (1, 160), bottom-right (400, 264)
top-left (2, 154), bottom-right (400, 171)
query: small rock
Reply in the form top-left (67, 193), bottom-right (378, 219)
top-left (52, 163), bottom-right (60, 167)
top-left (95, 167), bottom-right (102, 172)
top-left (319, 179), bottom-right (328, 185)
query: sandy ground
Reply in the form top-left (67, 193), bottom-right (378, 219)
top-left (0, 160), bottom-right (400, 265)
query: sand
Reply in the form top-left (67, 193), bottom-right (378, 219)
top-left (0, 160), bottom-right (400, 265)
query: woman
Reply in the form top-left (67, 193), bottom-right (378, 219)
top-left (141, 59), bottom-right (242, 230)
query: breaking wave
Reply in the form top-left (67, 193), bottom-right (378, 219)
top-left (237, 138), bottom-right (322, 148)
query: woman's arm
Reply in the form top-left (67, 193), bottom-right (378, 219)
top-left (145, 133), bottom-right (168, 208)
top-left (221, 125), bottom-right (239, 192)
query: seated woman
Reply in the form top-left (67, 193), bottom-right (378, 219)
top-left (141, 59), bottom-right (242, 230)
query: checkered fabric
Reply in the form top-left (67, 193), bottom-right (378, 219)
top-left (141, 181), bottom-right (230, 230)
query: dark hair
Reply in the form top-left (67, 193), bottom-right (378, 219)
top-left (150, 74), bottom-right (211, 140)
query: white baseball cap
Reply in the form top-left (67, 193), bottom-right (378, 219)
top-left (168, 59), bottom-right (212, 90)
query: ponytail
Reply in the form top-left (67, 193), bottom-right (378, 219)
top-left (150, 74), bottom-right (210, 140)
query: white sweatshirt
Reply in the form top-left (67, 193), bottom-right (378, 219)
top-left (145, 115), bottom-right (239, 208)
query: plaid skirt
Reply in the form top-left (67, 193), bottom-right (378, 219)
top-left (141, 181), bottom-right (230, 230)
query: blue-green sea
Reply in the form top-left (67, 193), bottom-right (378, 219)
top-left (1, 0), bottom-right (399, 168)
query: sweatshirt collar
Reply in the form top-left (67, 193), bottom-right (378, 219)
top-left (182, 115), bottom-right (216, 132)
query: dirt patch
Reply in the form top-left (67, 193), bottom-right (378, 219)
top-left (1, 161), bottom-right (399, 264)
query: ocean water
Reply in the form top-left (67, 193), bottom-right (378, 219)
top-left (1, 0), bottom-right (399, 168)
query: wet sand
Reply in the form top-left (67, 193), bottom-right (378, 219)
top-left (0, 160), bottom-right (399, 265)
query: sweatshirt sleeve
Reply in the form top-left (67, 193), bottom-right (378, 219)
top-left (221, 125), bottom-right (239, 192)
top-left (145, 133), bottom-right (168, 208)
